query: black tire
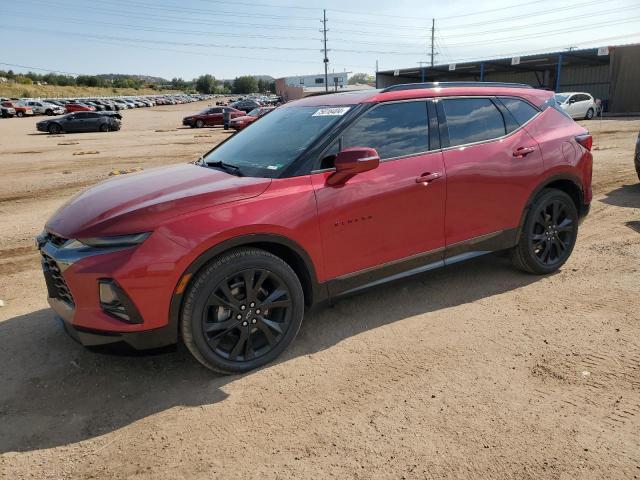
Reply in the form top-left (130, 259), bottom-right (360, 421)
top-left (195, 119), bottom-right (204, 128)
top-left (181, 248), bottom-right (304, 374)
top-left (16, 111), bottom-right (24, 118)
top-left (585, 108), bottom-right (594, 120)
top-left (511, 189), bottom-right (578, 274)
top-left (48, 123), bottom-right (61, 134)
top-left (45, 109), bottom-right (53, 116)
top-left (99, 123), bottom-right (109, 132)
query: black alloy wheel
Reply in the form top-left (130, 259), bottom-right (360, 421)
top-left (202, 269), bottom-right (293, 362)
top-left (511, 189), bottom-right (578, 274)
top-left (529, 198), bottom-right (575, 266)
top-left (182, 248), bottom-right (304, 374)
top-left (48, 123), bottom-right (61, 134)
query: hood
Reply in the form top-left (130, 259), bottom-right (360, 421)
top-left (233, 115), bottom-right (255, 122)
top-left (46, 163), bottom-right (271, 238)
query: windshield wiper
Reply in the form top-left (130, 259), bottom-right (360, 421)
top-left (205, 160), bottom-right (244, 177)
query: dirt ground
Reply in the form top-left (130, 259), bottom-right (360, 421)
top-left (0, 102), bottom-right (639, 480)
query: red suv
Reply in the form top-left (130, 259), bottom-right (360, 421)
top-left (183, 106), bottom-right (245, 128)
top-left (38, 82), bottom-right (592, 373)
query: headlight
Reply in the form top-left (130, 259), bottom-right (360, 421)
top-left (64, 232), bottom-right (151, 249)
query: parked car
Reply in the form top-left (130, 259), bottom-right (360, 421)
top-left (182, 106), bottom-right (245, 128)
top-left (1, 105), bottom-right (16, 118)
top-left (635, 131), bottom-right (640, 181)
top-left (554, 92), bottom-right (598, 120)
top-left (64, 103), bottom-right (96, 113)
top-left (1, 101), bottom-right (34, 117)
top-left (21, 100), bottom-right (65, 116)
top-left (37, 82), bottom-right (592, 374)
top-left (230, 99), bottom-right (262, 113)
top-left (229, 106), bottom-right (275, 131)
top-left (36, 111), bottom-right (121, 134)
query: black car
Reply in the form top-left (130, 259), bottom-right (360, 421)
top-left (635, 133), bottom-right (640, 180)
top-left (36, 111), bottom-right (121, 134)
top-left (230, 99), bottom-right (261, 113)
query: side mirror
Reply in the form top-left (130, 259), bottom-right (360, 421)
top-left (326, 147), bottom-right (380, 187)
top-left (569, 98), bottom-right (576, 104)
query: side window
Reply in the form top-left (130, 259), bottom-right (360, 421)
top-left (74, 112), bottom-right (88, 119)
top-left (442, 98), bottom-right (506, 147)
top-left (342, 101), bottom-right (429, 160)
top-left (499, 97), bottom-right (539, 126)
top-left (209, 108), bottom-right (222, 114)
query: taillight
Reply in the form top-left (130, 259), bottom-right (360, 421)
top-left (576, 134), bottom-right (593, 151)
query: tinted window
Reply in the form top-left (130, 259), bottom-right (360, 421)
top-left (342, 101), bottom-right (428, 160)
top-left (499, 97), bottom-right (539, 126)
top-left (74, 112), bottom-right (89, 119)
top-left (442, 98), bottom-right (506, 146)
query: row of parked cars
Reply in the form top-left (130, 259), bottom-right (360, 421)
top-left (1, 94), bottom-right (215, 119)
top-left (183, 95), bottom-right (282, 130)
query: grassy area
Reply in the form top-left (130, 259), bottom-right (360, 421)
top-left (0, 83), bottom-right (181, 99)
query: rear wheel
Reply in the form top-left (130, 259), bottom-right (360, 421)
top-left (181, 248), bottom-right (304, 374)
top-left (45, 109), bottom-right (53, 116)
top-left (195, 119), bottom-right (204, 128)
top-left (585, 108), bottom-right (594, 120)
top-left (511, 189), bottom-right (578, 274)
top-left (48, 123), bottom-right (61, 134)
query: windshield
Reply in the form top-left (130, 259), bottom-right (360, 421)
top-left (247, 108), bottom-right (261, 117)
top-left (203, 105), bottom-right (351, 178)
top-left (554, 94), bottom-right (569, 103)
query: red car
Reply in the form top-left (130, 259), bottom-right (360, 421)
top-left (1, 101), bottom-right (34, 118)
top-left (182, 106), bottom-right (245, 128)
top-left (38, 82), bottom-right (592, 373)
top-left (65, 103), bottom-right (96, 113)
top-left (229, 106), bottom-right (275, 131)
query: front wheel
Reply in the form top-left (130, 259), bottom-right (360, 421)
top-left (48, 123), bottom-right (61, 134)
top-left (195, 119), bottom-right (204, 128)
top-left (99, 123), bottom-right (109, 132)
top-left (181, 248), bottom-right (304, 374)
top-left (511, 189), bottom-right (578, 274)
top-left (16, 111), bottom-right (24, 118)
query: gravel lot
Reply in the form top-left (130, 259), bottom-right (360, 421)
top-left (1, 102), bottom-right (639, 479)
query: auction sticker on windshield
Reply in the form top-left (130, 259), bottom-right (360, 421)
top-left (312, 107), bottom-right (350, 117)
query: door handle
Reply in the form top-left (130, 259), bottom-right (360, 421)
top-left (513, 146), bottom-right (535, 157)
top-left (415, 172), bottom-right (442, 184)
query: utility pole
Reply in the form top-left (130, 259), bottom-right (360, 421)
top-left (430, 18), bottom-right (435, 67)
top-left (322, 9), bottom-right (329, 92)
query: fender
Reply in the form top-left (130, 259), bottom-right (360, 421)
top-left (516, 172), bottom-right (586, 241)
top-left (166, 233), bottom-right (327, 343)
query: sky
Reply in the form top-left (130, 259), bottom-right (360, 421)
top-left (1, 0), bottom-right (639, 80)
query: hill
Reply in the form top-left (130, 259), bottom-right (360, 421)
top-left (0, 83), bottom-right (180, 99)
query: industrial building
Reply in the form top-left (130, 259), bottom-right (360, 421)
top-left (276, 72), bottom-right (375, 100)
top-left (376, 43), bottom-right (640, 114)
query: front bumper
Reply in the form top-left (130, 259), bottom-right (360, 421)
top-left (38, 230), bottom-right (189, 350)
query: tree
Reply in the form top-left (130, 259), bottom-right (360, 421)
top-left (348, 72), bottom-right (375, 86)
top-left (195, 74), bottom-right (216, 94)
top-left (232, 76), bottom-right (258, 94)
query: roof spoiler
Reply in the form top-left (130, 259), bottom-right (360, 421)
top-left (381, 82), bottom-right (534, 93)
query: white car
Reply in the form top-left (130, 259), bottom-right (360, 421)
top-left (21, 100), bottom-right (65, 116)
top-left (554, 92), bottom-right (598, 120)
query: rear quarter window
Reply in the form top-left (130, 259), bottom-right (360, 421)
top-left (498, 97), bottom-right (540, 126)
top-left (442, 98), bottom-right (506, 147)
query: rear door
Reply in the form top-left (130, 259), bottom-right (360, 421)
top-left (312, 100), bottom-right (446, 285)
top-left (439, 97), bottom-right (543, 253)
top-left (205, 108), bottom-right (222, 126)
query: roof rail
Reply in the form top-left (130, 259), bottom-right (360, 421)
top-left (381, 81), bottom-right (533, 92)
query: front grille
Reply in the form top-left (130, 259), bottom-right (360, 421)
top-left (44, 232), bottom-right (68, 248)
top-left (41, 252), bottom-right (75, 307)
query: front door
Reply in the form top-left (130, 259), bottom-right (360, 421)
top-left (312, 100), bottom-right (446, 286)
